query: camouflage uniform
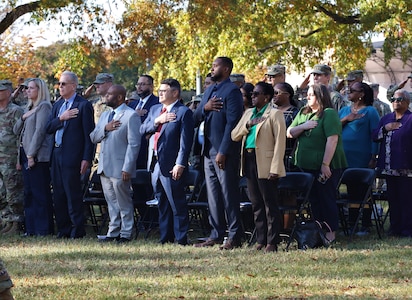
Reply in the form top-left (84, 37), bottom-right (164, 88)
top-left (331, 90), bottom-right (350, 112)
top-left (0, 259), bottom-right (13, 299)
top-left (0, 101), bottom-right (24, 226)
top-left (373, 99), bottom-right (391, 118)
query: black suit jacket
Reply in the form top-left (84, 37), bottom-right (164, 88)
top-left (46, 94), bottom-right (95, 167)
top-left (128, 94), bottom-right (159, 168)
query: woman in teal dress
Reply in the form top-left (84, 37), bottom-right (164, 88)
top-left (287, 84), bottom-right (347, 242)
top-left (339, 82), bottom-right (380, 168)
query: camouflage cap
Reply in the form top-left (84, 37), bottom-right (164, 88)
top-left (229, 73), bottom-right (245, 82)
top-left (0, 80), bottom-right (12, 91)
top-left (370, 83), bottom-right (379, 90)
top-left (191, 94), bottom-right (202, 102)
top-left (126, 91), bottom-right (139, 101)
top-left (345, 70), bottom-right (363, 81)
top-left (93, 73), bottom-right (114, 84)
top-left (311, 64), bottom-right (331, 75)
top-left (20, 78), bottom-right (33, 87)
top-left (266, 64), bottom-right (285, 76)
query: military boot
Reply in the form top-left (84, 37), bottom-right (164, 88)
top-left (0, 223), bottom-right (12, 235)
top-left (2, 222), bottom-right (20, 236)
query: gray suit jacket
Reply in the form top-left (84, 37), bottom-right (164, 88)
top-left (90, 104), bottom-right (141, 178)
top-left (13, 101), bottom-right (53, 162)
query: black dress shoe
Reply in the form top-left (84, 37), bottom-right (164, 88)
top-left (117, 237), bottom-right (131, 244)
top-left (98, 236), bottom-right (119, 243)
top-left (56, 232), bottom-right (70, 239)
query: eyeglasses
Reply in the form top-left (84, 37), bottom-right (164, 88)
top-left (136, 83), bottom-right (151, 87)
top-left (158, 89), bottom-right (170, 94)
top-left (266, 75), bottom-right (278, 79)
top-left (349, 88), bottom-right (363, 93)
top-left (58, 82), bottom-right (73, 86)
top-left (390, 97), bottom-right (405, 103)
top-left (274, 90), bottom-right (289, 96)
top-left (251, 91), bottom-right (264, 97)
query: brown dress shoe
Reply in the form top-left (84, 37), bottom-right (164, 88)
top-left (219, 239), bottom-right (241, 250)
top-left (194, 239), bottom-right (221, 248)
top-left (264, 244), bottom-right (278, 253)
top-left (255, 244), bottom-right (265, 251)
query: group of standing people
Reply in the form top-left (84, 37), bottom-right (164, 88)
top-left (1, 58), bottom-right (412, 251)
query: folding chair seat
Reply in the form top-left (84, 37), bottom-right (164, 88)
top-left (187, 180), bottom-right (210, 236)
top-left (83, 169), bottom-right (108, 234)
top-left (276, 172), bottom-right (315, 250)
top-left (336, 168), bottom-right (384, 240)
top-left (372, 169), bottom-right (389, 226)
top-left (278, 172), bottom-right (315, 230)
top-left (131, 169), bottom-right (154, 239)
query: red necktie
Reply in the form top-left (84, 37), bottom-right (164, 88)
top-left (154, 107), bottom-right (167, 151)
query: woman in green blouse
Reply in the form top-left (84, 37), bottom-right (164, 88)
top-left (287, 84), bottom-right (347, 242)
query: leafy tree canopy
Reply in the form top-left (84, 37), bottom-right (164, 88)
top-left (1, 0), bottom-right (411, 90)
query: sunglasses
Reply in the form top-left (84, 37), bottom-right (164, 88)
top-left (58, 82), bottom-right (73, 86)
top-left (274, 90), bottom-right (289, 96)
top-left (390, 97), bottom-right (405, 103)
top-left (251, 91), bottom-right (264, 97)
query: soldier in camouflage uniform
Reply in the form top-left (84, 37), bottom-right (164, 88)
top-left (0, 258), bottom-right (13, 300)
top-left (371, 83), bottom-right (391, 117)
top-left (0, 82), bottom-right (24, 235)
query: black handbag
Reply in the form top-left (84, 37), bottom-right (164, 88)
top-left (293, 219), bottom-right (332, 250)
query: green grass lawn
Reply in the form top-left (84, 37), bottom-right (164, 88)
top-left (1, 228), bottom-right (411, 299)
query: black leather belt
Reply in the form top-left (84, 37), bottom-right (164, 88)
top-left (245, 148), bottom-right (255, 153)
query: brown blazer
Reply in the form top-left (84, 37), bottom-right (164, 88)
top-left (231, 106), bottom-right (286, 178)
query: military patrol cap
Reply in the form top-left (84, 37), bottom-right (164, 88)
top-left (370, 83), bottom-right (379, 90)
top-left (126, 91), bottom-right (139, 101)
top-left (345, 70), bottom-right (363, 81)
top-left (0, 80), bottom-right (12, 91)
top-left (311, 64), bottom-right (331, 75)
top-left (93, 73), bottom-right (114, 84)
top-left (230, 73), bottom-right (245, 82)
top-left (266, 64), bottom-right (285, 76)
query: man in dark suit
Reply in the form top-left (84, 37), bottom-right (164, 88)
top-left (46, 71), bottom-right (95, 239)
top-left (140, 78), bottom-right (194, 245)
top-left (128, 75), bottom-right (159, 169)
top-left (193, 57), bottom-right (244, 249)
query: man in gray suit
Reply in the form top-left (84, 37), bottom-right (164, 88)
top-left (90, 85), bottom-right (141, 243)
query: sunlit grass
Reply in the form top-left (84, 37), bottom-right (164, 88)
top-left (1, 230), bottom-right (411, 299)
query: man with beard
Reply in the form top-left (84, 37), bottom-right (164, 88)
top-left (90, 85), bottom-right (141, 243)
top-left (128, 75), bottom-right (159, 169)
top-left (193, 57), bottom-right (244, 250)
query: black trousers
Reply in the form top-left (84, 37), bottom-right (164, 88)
top-left (244, 150), bottom-right (281, 245)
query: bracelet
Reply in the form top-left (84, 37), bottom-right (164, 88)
top-left (322, 162), bottom-right (329, 167)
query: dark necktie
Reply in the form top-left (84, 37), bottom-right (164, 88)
top-left (136, 100), bottom-right (144, 110)
top-left (154, 107), bottom-right (167, 151)
top-left (55, 101), bottom-right (69, 146)
top-left (108, 110), bottom-right (115, 122)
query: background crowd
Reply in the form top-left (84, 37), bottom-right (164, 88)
top-left (1, 58), bottom-right (412, 249)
